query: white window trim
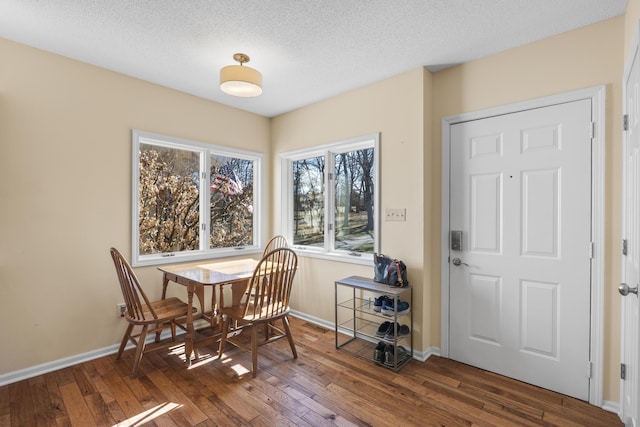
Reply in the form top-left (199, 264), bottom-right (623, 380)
top-left (131, 129), bottom-right (264, 267)
top-left (280, 133), bottom-right (380, 265)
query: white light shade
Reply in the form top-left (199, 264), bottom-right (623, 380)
top-left (220, 64), bottom-right (263, 97)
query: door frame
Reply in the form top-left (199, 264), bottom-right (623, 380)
top-left (440, 86), bottom-right (606, 406)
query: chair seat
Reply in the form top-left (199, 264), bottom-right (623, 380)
top-left (223, 303), bottom-right (289, 324)
top-left (135, 297), bottom-right (194, 324)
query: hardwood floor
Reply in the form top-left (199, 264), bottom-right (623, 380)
top-left (1, 317), bottom-right (622, 426)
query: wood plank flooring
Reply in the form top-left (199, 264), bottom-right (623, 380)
top-left (1, 317), bottom-right (622, 426)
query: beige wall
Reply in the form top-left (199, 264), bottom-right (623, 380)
top-left (0, 38), bottom-right (270, 374)
top-left (626, 0), bottom-right (640, 56)
top-left (271, 68), bottom-right (430, 350)
top-left (432, 16), bottom-right (624, 401)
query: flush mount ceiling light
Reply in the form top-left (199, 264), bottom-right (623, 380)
top-left (219, 53), bottom-right (262, 97)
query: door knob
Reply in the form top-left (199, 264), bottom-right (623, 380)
top-left (619, 283), bottom-right (639, 296)
top-left (451, 258), bottom-right (469, 267)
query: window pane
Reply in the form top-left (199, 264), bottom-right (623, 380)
top-left (334, 148), bottom-right (375, 253)
top-left (292, 156), bottom-right (325, 247)
top-left (138, 143), bottom-right (200, 255)
top-left (210, 155), bottom-right (254, 248)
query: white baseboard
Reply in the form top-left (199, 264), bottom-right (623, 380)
top-left (290, 310), bottom-right (440, 362)
top-left (0, 329), bottom-right (176, 387)
top-left (414, 346), bottom-right (441, 362)
top-left (601, 400), bottom-right (620, 415)
top-left (289, 310), bottom-right (334, 330)
top-left (0, 344), bottom-right (121, 386)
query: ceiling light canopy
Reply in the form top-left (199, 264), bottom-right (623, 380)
top-left (219, 53), bottom-right (262, 97)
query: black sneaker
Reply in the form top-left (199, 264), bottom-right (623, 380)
top-left (375, 321), bottom-right (391, 337)
top-left (383, 344), bottom-right (395, 366)
top-left (373, 341), bottom-right (386, 363)
top-left (384, 345), bottom-right (409, 367)
top-left (384, 324), bottom-right (410, 340)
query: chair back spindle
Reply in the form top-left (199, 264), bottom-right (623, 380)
top-left (263, 235), bottom-right (289, 256)
top-left (111, 248), bottom-right (158, 322)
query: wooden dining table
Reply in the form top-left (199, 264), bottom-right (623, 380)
top-left (158, 258), bottom-right (260, 366)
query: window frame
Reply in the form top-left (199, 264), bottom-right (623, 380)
top-left (280, 133), bottom-right (380, 265)
top-left (131, 129), bottom-right (264, 267)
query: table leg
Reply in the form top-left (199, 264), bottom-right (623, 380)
top-left (211, 285), bottom-right (219, 330)
top-left (191, 285), bottom-right (207, 361)
top-left (156, 274), bottom-right (171, 342)
top-left (184, 283), bottom-right (195, 367)
top-left (161, 274), bottom-right (169, 300)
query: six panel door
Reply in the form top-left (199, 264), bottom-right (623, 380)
top-left (449, 99), bottom-right (593, 400)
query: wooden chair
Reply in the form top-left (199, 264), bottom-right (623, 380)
top-left (218, 248), bottom-right (298, 377)
top-left (110, 247), bottom-right (193, 378)
top-left (263, 235), bottom-right (289, 255)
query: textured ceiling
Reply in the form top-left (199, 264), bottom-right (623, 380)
top-left (0, 0), bottom-right (627, 117)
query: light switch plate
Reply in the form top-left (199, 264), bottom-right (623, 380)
top-left (385, 208), bottom-right (406, 221)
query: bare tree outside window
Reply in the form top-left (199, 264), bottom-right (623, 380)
top-left (292, 156), bottom-right (325, 247)
top-left (334, 148), bottom-right (375, 252)
top-left (285, 134), bottom-right (378, 258)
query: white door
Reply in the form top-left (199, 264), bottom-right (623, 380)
top-left (620, 31), bottom-right (640, 426)
top-left (449, 100), bottom-right (593, 400)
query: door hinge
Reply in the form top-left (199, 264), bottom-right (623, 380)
top-left (590, 121), bottom-right (595, 138)
top-left (587, 361), bottom-right (592, 378)
top-left (328, 223), bottom-right (333, 231)
top-left (589, 242), bottom-right (594, 259)
top-left (201, 223), bottom-right (206, 231)
top-left (621, 363), bottom-right (627, 380)
top-left (624, 114), bottom-right (629, 131)
top-left (328, 172), bottom-right (334, 180)
top-left (623, 239), bottom-right (628, 256)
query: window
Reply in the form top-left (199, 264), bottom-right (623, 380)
top-left (132, 130), bottom-right (263, 266)
top-left (281, 134), bottom-right (379, 263)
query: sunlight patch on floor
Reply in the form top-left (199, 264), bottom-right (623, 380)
top-left (167, 344), bottom-right (185, 356)
top-left (186, 351), bottom-right (219, 368)
top-left (111, 402), bottom-right (182, 427)
top-left (218, 352), bottom-right (250, 375)
top-left (231, 363), bottom-right (250, 376)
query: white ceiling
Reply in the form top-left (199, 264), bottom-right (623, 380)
top-left (0, 0), bottom-right (627, 117)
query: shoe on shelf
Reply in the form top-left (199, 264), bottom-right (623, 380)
top-left (377, 322), bottom-right (399, 338)
top-left (398, 324), bottom-right (411, 337)
top-left (381, 299), bottom-right (410, 316)
top-left (384, 324), bottom-right (410, 340)
top-left (384, 345), bottom-right (410, 367)
top-left (373, 295), bottom-right (390, 312)
top-left (373, 341), bottom-right (386, 363)
top-left (375, 321), bottom-right (391, 337)
top-left (383, 344), bottom-right (395, 366)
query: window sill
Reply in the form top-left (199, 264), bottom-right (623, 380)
top-left (133, 247), bottom-right (263, 267)
top-left (291, 248), bottom-right (373, 267)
